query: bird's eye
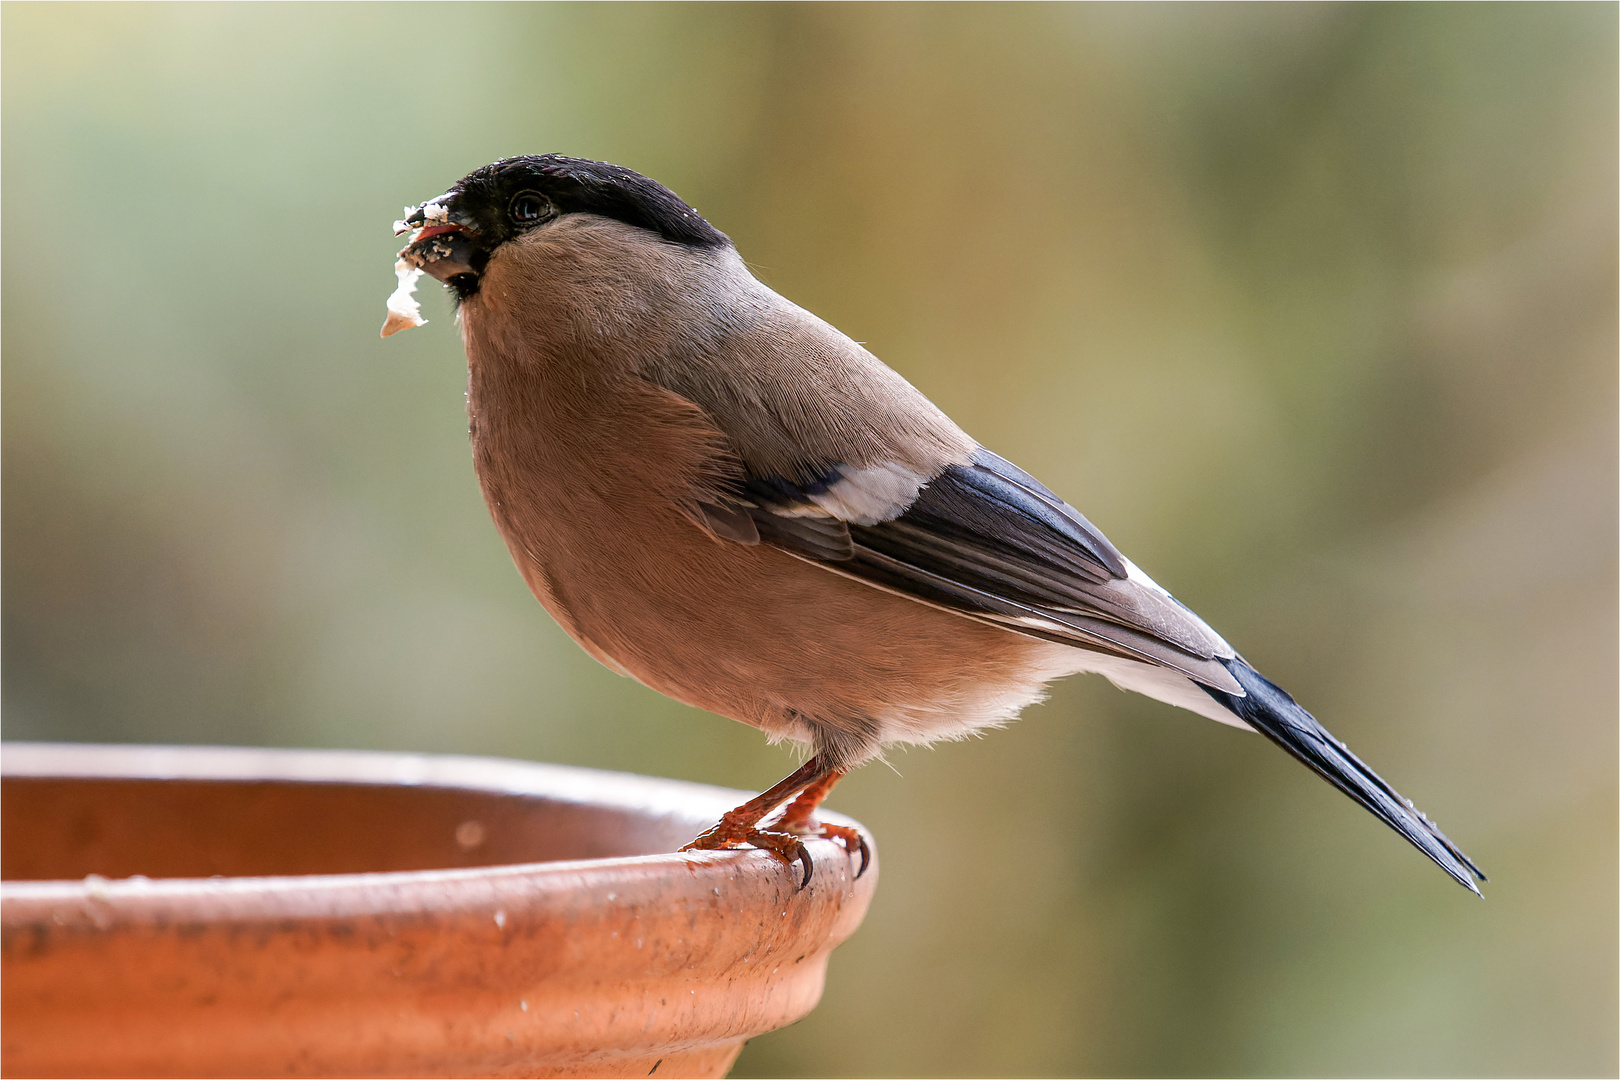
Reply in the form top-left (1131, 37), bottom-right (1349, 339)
top-left (509, 192), bottom-right (550, 225)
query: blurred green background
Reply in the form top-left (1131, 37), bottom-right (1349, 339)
top-left (3, 3), bottom-right (1614, 1076)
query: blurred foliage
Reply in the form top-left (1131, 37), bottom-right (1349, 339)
top-left (3, 3), bottom-right (1615, 1076)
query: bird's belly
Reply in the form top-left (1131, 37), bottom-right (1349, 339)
top-left (498, 498), bottom-right (1081, 765)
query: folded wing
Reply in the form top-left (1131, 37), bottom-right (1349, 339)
top-left (709, 447), bottom-right (1243, 696)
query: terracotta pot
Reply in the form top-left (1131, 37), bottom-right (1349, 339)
top-left (0, 743), bottom-right (876, 1078)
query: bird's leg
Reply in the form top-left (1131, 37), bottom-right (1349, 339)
top-left (681, 755), bottom-right (849, 887)
top-left (771, 767), bottom-right (870, 879)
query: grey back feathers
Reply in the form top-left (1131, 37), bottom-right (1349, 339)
top-left (630, 246), bottom-right (976, 486)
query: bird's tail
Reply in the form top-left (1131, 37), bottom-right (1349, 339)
top-left (1203, 658), bottom-right (1485, 895)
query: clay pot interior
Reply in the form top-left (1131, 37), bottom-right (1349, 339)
top-left (4, 767), bottom-right (697, 881)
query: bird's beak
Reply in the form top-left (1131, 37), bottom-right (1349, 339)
top-left (395, 194), bottom-right (484, 285)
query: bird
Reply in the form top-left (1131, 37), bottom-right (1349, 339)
top-left (383, 154), bottom-right (1484, 894)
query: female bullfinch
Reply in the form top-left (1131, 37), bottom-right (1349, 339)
top-left (386, 155), bottom-right (1482, 894)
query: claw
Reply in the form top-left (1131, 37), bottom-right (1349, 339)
top-left (810, 822), bottom-right (871, 878)
top-left (793, 844), bottom-right (814, 889)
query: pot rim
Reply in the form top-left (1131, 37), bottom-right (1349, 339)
top-left (0, 742), bottom-right (871, 914)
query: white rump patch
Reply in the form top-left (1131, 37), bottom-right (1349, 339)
top-left (1076, 650), bottom-right (1253, 730)
top-left (859, 639), bottom-right (1252, 762)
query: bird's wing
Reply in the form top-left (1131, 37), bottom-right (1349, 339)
top-left (693, 445), bottom-right (1244, 695)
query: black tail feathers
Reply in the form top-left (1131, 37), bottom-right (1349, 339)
top-left (1203, 658), bottom-right (1485, 895)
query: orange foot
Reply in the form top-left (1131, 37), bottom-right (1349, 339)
top-left (681, 822), bottom-right (813, 887)
top-left (678, 755), bottom-right (868, 889)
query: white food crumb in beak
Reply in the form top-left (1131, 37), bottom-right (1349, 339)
top-left (423, 200), bottom-right (450, 224)
top-left (380, 258), bottom-right (427, 338)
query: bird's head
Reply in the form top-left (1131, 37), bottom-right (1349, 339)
top-left (395, 155), bottom-right (730, 302)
